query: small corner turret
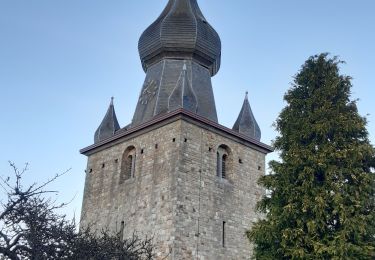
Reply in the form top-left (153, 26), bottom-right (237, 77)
top-left (232, 92), bottom-right (261, 141)
top-left (94, 97), bottom-right (120, 143)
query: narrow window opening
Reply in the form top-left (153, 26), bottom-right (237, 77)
top-left (89, 169), bottom-right (93, 173)
top-left (141, 149), bottom-right (144, 154)
top-left (222, 221), bottom-right (226, 247)
top-left (172, 138), bottom-right (176, 142)
top-left (239, 159), bottom-right (243, 164)
top-left (209, 147), bottom-right (213, 152)
top-left (155, 144), bottom-right (158, 149)
top-left (115, 159), bottom-right (118, 163)
top-left (222, 154), bottom-right (227, 179)
top-left (102, 163), bottom-right (105, 168)
top-left (131, 156), bottom-right (135, 177)
top-left (184, 138), bottom-right (188, 142)
top-left (126, 155), bottom-right (133, 179)
top-left (216, 152), bottom-right (220, 177)
top-left (258, 166), bottom-right (262, 171)
top-left (119, 221), bottom-right (125, 240)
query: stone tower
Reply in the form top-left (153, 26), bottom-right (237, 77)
top-left (80, 1), bottom-right (273, 259)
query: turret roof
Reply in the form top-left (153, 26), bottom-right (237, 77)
top-left (232, 92), bottom-right (261, 141)
top-left (94, 97), bottom-right (121, 143)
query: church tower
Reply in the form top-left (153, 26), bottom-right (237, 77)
top-left (80, 1), bottom-right (272, 259)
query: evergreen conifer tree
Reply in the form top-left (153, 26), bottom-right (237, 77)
top-left (248, 54), bottom-right (375, 259)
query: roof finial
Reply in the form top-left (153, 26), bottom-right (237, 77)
top-left (111, 96), bottom-right (114, 105)
top-left (245, 91), bottom-right (249, 100)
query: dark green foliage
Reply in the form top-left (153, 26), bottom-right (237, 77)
top-left (248, 54), bottom-right (375, 259)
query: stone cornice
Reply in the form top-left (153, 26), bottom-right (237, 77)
top-left (80, 109), bottom-right (274, 156)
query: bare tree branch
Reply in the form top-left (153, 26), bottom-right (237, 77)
top-left (0, 162), bottom-right (155, 260)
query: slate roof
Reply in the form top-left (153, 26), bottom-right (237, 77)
top-left (94, 97), bottom-right (121, 143)
top-left (138, 0), bottom-right (221, 76)
top-left (232, 92), bottom-right (261, 141)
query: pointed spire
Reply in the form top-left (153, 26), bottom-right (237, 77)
top-left (94, 97), bottom-right (121, 143)
top-left (168, 63), bottom-right (198, 113)
top-left (232, 92), bottom-right (261, 141)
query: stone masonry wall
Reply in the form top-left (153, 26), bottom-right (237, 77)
top-left (81, 121), bottom-right (182, 259)
top-left (172, 120), bottom-right (265, 259)
top-left (80, 119), bottom-right (266, 259)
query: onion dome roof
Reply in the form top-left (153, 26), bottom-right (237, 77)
top-left (138, 0), bottom-right (221, 76)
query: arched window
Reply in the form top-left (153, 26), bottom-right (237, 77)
top-left (217, 145), bottom-right (230, 179)
top-left (120, 146), bottom-right (136, 183)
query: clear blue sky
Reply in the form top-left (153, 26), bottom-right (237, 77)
top-left (1, 0), bottom-right (374, 220)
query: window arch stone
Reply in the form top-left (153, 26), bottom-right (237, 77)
top-left (120, 146), bottom-right (136, 183)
